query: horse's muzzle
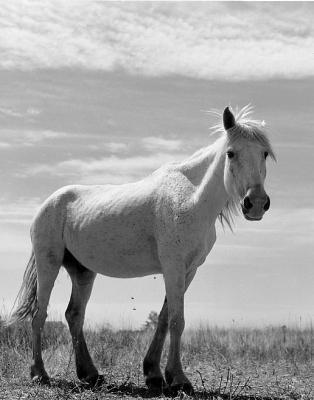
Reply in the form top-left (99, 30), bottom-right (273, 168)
top-left (241, 191), bottom-right (270, 221)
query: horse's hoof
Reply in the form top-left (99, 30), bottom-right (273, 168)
top-left (83, 374), bottom-right (105, 389)
top-left (170, 382), bottom-right (194, 396)
top-left (165, 369), bottom-right (173, 386)
top-left (31, 374), bottom-right (51, 386)
top-left (146, 375), bottom-right (166, 393)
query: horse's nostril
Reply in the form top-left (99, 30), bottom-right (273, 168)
top-left (264, 196), bottom-right (270, 211)
top-left (243, 196), bottom-right (253, 210)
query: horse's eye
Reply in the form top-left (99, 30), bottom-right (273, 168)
top-left (264, 151), bottom-right (269, 159)
top-left (227, 151), bottom-right (235, 159)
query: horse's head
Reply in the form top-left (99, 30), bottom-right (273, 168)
top-left (222, 106), bottom-right (275, 221)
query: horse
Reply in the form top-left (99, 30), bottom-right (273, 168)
top-left (8, 105), bottom-right (275, 394)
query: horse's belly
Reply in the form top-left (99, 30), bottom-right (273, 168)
top-left (65, 230), bottom-right (162, 278)
top-left (87, 250), bottom-right (162, 278)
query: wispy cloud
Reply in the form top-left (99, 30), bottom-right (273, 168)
top-left (1, 2), bottom-right (314, 80)
top-left (88, 141), bottom-right (129, 154)
top-left (0, 106), bottom-right (41, 118)
top-left (0, 141), bottom-right (11, 148)
top-left (22, 151), bottom-right (189, 184)
top-left (0, 107), bottom-right (24, 118)
top-left (142, 136), bottom-right (182, 152)
top-left (0, 128), bottom-right (81, 147)
top-left (0, 197), bottom-right (40, 224)
top-left (106, 142), bottom-right (128, 153)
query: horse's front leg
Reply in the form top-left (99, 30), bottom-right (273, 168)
top-left (163, 263), bottom-right (194, 395)
top-left (143, 267), bottom-right (196, 392)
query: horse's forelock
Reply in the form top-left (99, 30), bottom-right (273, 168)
top-left (227, 123), bottom-right (276, 161)
top-left (209, 105), bottom-right (276, 161)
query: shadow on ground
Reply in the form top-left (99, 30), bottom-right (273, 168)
top-left (50, 378), bottom-right (284, 400)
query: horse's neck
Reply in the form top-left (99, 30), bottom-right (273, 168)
top-left (180, 141), bottom-right (229, 221)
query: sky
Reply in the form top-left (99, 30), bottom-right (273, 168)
top-left (0, 1), bottom-right (313, 329)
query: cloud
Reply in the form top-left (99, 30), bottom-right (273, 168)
top-left (22, 152), bottom-right (189, 184)
top-left (0, 142), bottom-right (11, 148)
top-left (13, 133), bottom-right (188, 183)
top-left (23, 130), bottom-right (71, 142)
top-left (88, 141), bottom-right (130, 154)
top-left (106, 142), bottom-right (128, 153)
top-left (142, 136), bottom-right (182, 152)
top-left (0, 106), bottom-right (41, 119)
top-left (1, 2), bottom-right (314, 80)
top-left (0, 107), bottom-right (24, 118)
top-left (0, 197), bottom-right (41, 224)
top-left (0, 128), bottom-right (81, 147)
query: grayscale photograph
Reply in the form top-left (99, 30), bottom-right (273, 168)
top-left (0, 2), bottom-right (313, 399)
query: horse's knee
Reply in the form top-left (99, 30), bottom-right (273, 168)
top-left (169, 314), bottom-right (185, 337)
top-left (158, 309), bottom-right (168, 329)
top-left (65, 307), bottom-right (79, 325)
top-left (65, 307), bottom-right (84, 335)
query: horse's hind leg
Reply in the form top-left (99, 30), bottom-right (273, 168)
top-left (31, 248), bottom-right (62, 383)
top-left (63, 250), bottom-right (100, 386)
top-left (143, 297), bottom-right (168, 391)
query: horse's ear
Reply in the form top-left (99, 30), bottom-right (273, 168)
top-left (223, 107), bottom-right (236, 130)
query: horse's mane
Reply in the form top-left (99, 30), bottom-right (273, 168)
top-left (210, 105), bottom-right (276, 230)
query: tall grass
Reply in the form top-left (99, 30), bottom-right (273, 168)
top-left (0, 317), bottom-right (313, 398)
top-left (183, 325), bottom-right (313, 364)
top-left (1, 317), bottom-right (312, 372)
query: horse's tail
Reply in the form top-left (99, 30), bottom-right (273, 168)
top-left (6, 251), bottom-right (38, 325)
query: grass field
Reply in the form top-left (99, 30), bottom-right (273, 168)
top-left (0, 318), bottom-right (313, 400)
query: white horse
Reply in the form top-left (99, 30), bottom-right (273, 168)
top-left (8, 105), bottom-right (275, 394)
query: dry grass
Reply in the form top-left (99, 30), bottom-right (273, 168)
top-left (0, 318), bottom-right (313, 399)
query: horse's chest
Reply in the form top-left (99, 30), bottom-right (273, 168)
top-left (184, 224), bottom-right (216, 269)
